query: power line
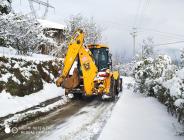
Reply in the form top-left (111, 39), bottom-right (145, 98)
top-left (106, 20), bottom-right (184, 40)
top-left (153, 40), bottom-right (184, 47)
top-left (137, 29), bottom-right (184, 41)
top-left (138, 0), bottom-right (151, 28)
top-left (131, 0), bottom-right (151, 60)
top-left (133, 0), bottom-right (143, 27)
top-left (138, 27), bottom-right (184, 38)
top-left (27, 0), bottom-right (54, 19)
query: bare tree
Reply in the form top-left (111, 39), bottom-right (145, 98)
top-left (65, 14), bottom-right (103, 45)
top-left (51, 14), bottom-right (104, 58)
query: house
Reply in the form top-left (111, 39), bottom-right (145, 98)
top-left (37, 19), bottom-right (66, 54)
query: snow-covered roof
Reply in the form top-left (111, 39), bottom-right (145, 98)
top-left (37, 19), bottom-right (66, 30)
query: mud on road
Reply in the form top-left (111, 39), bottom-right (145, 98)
top-left (2, 96), bottom-right (118, 140)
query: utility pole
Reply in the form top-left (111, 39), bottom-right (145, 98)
top-left (130, 27), bottom-right (137, 59)
top-left (142, 39), bottom-right (145, 60)
top-left (27, 0), bottom-right (54, 19)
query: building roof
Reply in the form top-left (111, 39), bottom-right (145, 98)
top-left (37, 19), bottom-right (66, 30)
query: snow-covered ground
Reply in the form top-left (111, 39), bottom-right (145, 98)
top-left (0, 83), bottom-right (64, 118)
top-left (38, 100), bottom-right (114, 140)
top-left (0, 47), bottom-right (64, 118)
top-left (0, 46), bottom-right (56, 61)
top-left (1, 76), bottom-right (183, 140)
top-left (99, 77), bottom-right (184, 140)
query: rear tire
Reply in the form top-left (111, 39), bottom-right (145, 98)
top-left (119, 78), bottom-right (123, 92)
top-left (115, 77), bottom-right (123, 95)
top-left (115, 79), bottom-right (118, 95)
top-left (73, 93), bottom-right (83, 99)
top-left (110, 77), bottom-right (116, 101)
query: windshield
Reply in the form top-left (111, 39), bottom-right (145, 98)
top-left (90, 48), bottom-right (109, 71)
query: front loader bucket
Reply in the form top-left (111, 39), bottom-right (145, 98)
top-left (61, 68), bottom-right (80, 90)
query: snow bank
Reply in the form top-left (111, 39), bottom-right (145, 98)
top-left (3, 94), bottom-right (69, 129)
top-left (0, 83), bottom-right (64, 118)
top-left (99, 77), bottom-right (183, 140)
top-left (0, 47), bottom-right (57, 61)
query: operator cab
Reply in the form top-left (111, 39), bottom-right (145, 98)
top-left (88, 44), bottom-right (112, 71)
top-left (77, 44), bottom-right (112, 76)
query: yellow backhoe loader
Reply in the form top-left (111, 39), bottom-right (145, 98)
top-left (56, 29), bottom-right (122, 100)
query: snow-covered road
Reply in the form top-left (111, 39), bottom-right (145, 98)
top-left (2, 77), bottom-right (184, 140)
top-left (39, 99), bottom-right (115, 140)
top-left (99, 77), bottom-right (184, 140)
top-left (2, 97), bottom-right (116, 140)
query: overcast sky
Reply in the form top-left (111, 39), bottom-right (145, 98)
top-left (12, 0), bottom-right (184, 60)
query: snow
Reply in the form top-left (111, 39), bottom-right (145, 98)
top-left (99, 77), bottom-right (183, 140)
top-left (174, 99), bottom-right (184, 108)
top-left (0, 73), bottom-right (13, 83)
top-left (69, 61), bottom-right (77, 75)
top-left (0, 46), bottom-right (17, 55)
top-left (0, 0), bottom-right (10, 7)
top-left (3, 96), bottom-right (69, 127)
top-left (0, 83), bottom-right (64, 118)
top-left (37, 19), bottom-right (66, 30)
top-left (0, 46), bottom-right (57, 61)
top-left (0, 48), bottom-right (65, 118)
top-left (39, 100), bottom-right (114, 140)
top-left (162, 77), bottom-right (183, 97)
top-left (176, 68), bottom-right (184, 80)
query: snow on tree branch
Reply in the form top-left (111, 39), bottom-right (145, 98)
top-left (65, 14), bottom-right (103, 45)
top-left (0, 0), bottom-right (11, 14)
top-left (0, 13), bottom-right (56, 55)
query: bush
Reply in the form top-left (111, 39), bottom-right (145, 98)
top-left (133, 55), bottom-right (184, 124)
top-left (6, 78), bottom-right (20, 96)
top-left (0, 56), bottom-right (8, 63)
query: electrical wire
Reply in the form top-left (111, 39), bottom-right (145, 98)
top-left (133, 0), bottom-right (143, 27)
top-left (153, 40), bottom-right (184, 47)
top-left (138, 0), bottom-right (151, 28)
top-left (138, 27), bottom-right (184, 38)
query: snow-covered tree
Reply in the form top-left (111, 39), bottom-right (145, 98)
top-left (0, 0), bottom-right (11, 14)
top-left (0, 13), bottom-right (56, 55)
top-left (134, 54), bottom-right (184, 123)
top-left (140, 37), bottom-right (154, 60)
top-left (133, 55), bottom-right (175, 94)
top-left (65, 14), bottom-right (103, 44)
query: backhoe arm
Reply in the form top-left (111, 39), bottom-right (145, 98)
top-left (78, 46), bottom-right (98, 95)
top-left (56, 30), bottom-right (84, 87)
top-left (56, 29), bottom-right (98, 95)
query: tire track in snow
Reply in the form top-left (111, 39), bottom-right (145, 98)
top-left (39, 100), bottom-right (116, 140)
